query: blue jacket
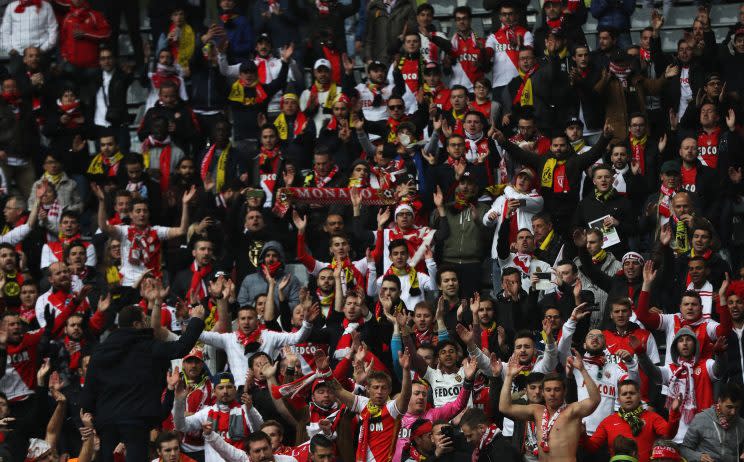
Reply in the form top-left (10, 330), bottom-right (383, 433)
top-left (219, 14), bottom-right (255, 62)
top-left (590, 0), bottom-right (635, 31)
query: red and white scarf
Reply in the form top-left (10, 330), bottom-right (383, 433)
top-left (127, 226), bottom-right (162, 277)
top-left (141, 135), bottom-right (173, 192)
top-left (540, 403), bottom-right (567, 453)
top-left (667, 358), bottom-right (697, 424)
top-left (471, 424), bottom-right (501, 462)
top-left (187, 261), bottom-right (212, 302)
top-left (658, 184), bottom-right (675, 218)
top-left (311, 165), bottom-right (339, 188)
top-left (334, 318), bottom-right (363, 359)
top-left (512, 252), bottom-right (532, 274)
top-left (15, 0), bottom-right (41, 13)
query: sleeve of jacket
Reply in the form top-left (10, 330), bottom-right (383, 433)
top-left (40, 3), bottom-right (59, 52)
top-left (589, 0), bottom-right (609, 19)
top-left (679, 414), bottom-right (705, 462)
top-left (151, 318), bottom-right (205, 360)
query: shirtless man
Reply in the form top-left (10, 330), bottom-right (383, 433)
top-left (499, 350), bottom-right (600, 462)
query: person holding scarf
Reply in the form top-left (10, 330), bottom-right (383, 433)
top-left (492, 119), bottom-right (614, 237)
top-left (34, 260), bottom-right (91, 330)
top-left (39, 209), bottom-right (95, 269)
top-left (607, 142), bottom-right (647, 211)
top-left (626, 113), bottom-right (661, 191)
top-left (43, 87), bottom-right (91, 179)
top-left (94, 183), bottom-right (195, 287)
top-left (371, 239), bottom-right (437, 310)
top-left (496, 212), bottom-right (550, 292)
top-left (460, 407), bottom-right (522, 462)
top-left (294, 211), bottom-right (370, 296)
top-left (227, 45), bottom-right (292, 141)
top-left (343, 58), bottom-right (404, 125)
top-left (574, 164), bottom-right (636, 259)
top-left (585, 380), bottom-right (680, 462)
top-left (157, 7), bottom-right (195, 72)
top-left (141, 115), bottom-right (186, 195)
top-left (485, 168), bottom-right (543, 273)
top-left (642, 160), bottom-right (681, 235)
top-left (300, 59), bottom-right (338, 134)
top-left (364, 95), bottom-right (430, 146)
top-left (681, 383), bottom-right (744, 462)
top-left (173, 371), bottom-right (263, 460)
top-left (635, 326), bottom-right (726, 443)
top-left (636, 260), bottom-right (731, 366)
top-left (198, 119), bottom-right (248, 195)
top-left (216, 0), bottom-right (254, 63)
top-left (421, 62), bottom-right (451, 111)
top-left (558, 304), bottom-right (640, 435)
top-left (303, 148), bottom-right (346, 190)
top-left (273, 93), bottom-right (315, 170)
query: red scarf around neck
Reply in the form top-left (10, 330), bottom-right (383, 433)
top-left (142, 136), bottom-right (173, 192)
top-left (127, 226), bottom-right (162, 278)
top-left (187, 262), bottom-right (212, 302)
top-left (15, 0), bottom-right (41, 13)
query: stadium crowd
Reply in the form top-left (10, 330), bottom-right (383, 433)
top-left (0, 0), bottom-right (741, 461)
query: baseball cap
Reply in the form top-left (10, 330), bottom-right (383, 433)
top-left (735, 27), bottom-right (744, 36)
top-left (660, 160), bottom-right (681, 174)
top-left (459, 170), bottom-right (477, 184)
top-left (183, 347), bottom-right (205, 362)
top-left (212, 371), bottom-right (235, 385)
top-left (424, 62), bottom-right (441, 74)
top-left (516, 167), bottom-right (535, 179)
top-left (314, 58), bottom-right (331, 70)
top-left (564, 117), bottom-right (584, 129)
top-left (368, 60), bottom-right (387, 71)
top-left (704, 72), bottom-right (722, 84)
top-left (257, 32), bottom-right (272, 43)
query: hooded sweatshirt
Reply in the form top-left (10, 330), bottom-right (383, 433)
top-left (659, 327), bottom-right (719, 443)
top-left (237, 240), bottom-right (301, 309)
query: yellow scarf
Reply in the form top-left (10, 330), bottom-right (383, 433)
top-left (546, 46), bottom-right (569, 59)
top-left (87, 152), bottom-right (124, 175)
top-left (105, 265), bottom-right (121, 285)
top-left (517, 68), bottom-right (534, 107)
top-left (571, 138), bottom-right (586, 152)
top-left (391, 265), bottom-right (420, 292)
top-left (592, 249), bottom-right (607, 264)
top-left (630, 133), bottom-right (648, 148)
top-left (674, 219), bottom-right (690, 255)
top-left (316, 82), bottom-right (337, 110)
top-left (366, 401), bottom-right (382, 418)
top-left (452, 109), bottom-right (465, 122)
top-left (484, 183), bottom-right (507, 198)
top-left (174, 24), bottom-right (195, 69)
top-left (213, 145), bottom-right (230, 193)
top-left (540, 159), bottom-right (565, 188)
top-left (44, 172), bottom-right (63, 185)
top-left (539, 229), bottom-right (554, 251)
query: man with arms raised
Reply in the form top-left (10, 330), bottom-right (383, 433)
top-left (499, 350), bottom-right (600, 462)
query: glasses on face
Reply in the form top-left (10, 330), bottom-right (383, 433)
top-left (544, 315), bottom-right (561, 320)
top-left (388, 104), bottom-right (404, 111)
top-left (630, 123), bottom-right (645, 128)
top-left (449, 142), bottom-right (465, 148)
top-left (587, 333), bottom-right (604, 340)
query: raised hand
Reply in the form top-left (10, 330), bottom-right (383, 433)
top-left (182, 185), bottom-right (197, 204)
top-left (571, 348), bottom-right (586, 372)
top-left (642, 260), bottom-right (657, 284)
top-left (615, 349), bottom-right (633, 363)
top-left (280, 42), bottom-right (294, 61)
top-left (174, 377), bottom-right (187, 400)
top-left (376, 207), bottom-right (391, 229)
top-left (489, 352), bottom-right (503, 376)
top-left (505, 354), bottom-right (522, 377)
top-left (433, 186), bottom-right (444, 208)
top-left (455, 323), bottom-right (474, 345)
top-left (292, 210), bottom-right (307, 233)
top-left (398, 347), bottom-right (411, 370)
top-left (570, 302), bottom-right (590, 321)
top-left (261, 360), bottom-right (278, 378)
top-left (166, 367), bottom-right (181, 390)
top-left (602, 120), bottom-right (614, 138)
top-left (462, 356), bottom-right (478, 380)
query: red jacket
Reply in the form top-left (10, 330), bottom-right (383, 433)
top-left (583, 409), bottom-right (679, 462)
top-left (60, 4), bottom-right (110, 68)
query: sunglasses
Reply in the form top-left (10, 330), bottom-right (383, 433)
top-left (388, 105), bottom-right (404, 110)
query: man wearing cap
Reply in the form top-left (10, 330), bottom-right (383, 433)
top-left (533, 0), bottom-right (587, 58)
top-left (484, 2), bottom-right (534, 98)
top-left (492, 120), bottom-right (614, 238)
top-left (273, 92), bottom-right (316, 170)
top-left (162, 347), bottom-right (214, 460)
top-left (343, 57), bottom-right (403, 124)
top-left (174, 371), bottom-right (264, 462)
top-left (421, 62), bottom-right (451, 111)
top-left (484, 167), bottom-right (543, 285)
top-left (300, 59), bottom-right (338, 134)
top-left (226, 45), bottom-right (293, 141)
top-left (720, 27), bottom-right (744, 98)
top-left (251, 33), bottom-right (302, 117)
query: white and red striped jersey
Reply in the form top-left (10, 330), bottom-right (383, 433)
top-left (485, 26), bottom-right (534, 88)
top-left (0, 330), bottom-right (43, 401)
top-left (448, 31), bottom-right (486, 92)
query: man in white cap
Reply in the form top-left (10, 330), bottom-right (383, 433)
top-left (300, 59), bottom-right (338, 134)
top-left (342, 58), bottom-right (403, 123)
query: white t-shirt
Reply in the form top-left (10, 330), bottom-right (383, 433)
top-left (113, 224), bottom-right (171, 287)
top-left (574, 359), bottom-right (639, 434)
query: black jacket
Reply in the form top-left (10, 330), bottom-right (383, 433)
top-left (574, 190), bottom-right (637, 259)
top-left (501, 134), bottom-right (611, 233)
top-left (495, 288), bottom-right (540, 333)
top-left (531, 53), bottom-right (577, 136)
top-left (80, 318), bottom-right (205, 427)
top-left (95, 68), bottom-right (134, 127)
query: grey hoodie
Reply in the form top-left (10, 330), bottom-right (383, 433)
top-left (670, 327), bottom-right (701, 365)
top-left (681, 407), bottom-right (744, 462)
top-left (237, 240), bottom-right (301, 310)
